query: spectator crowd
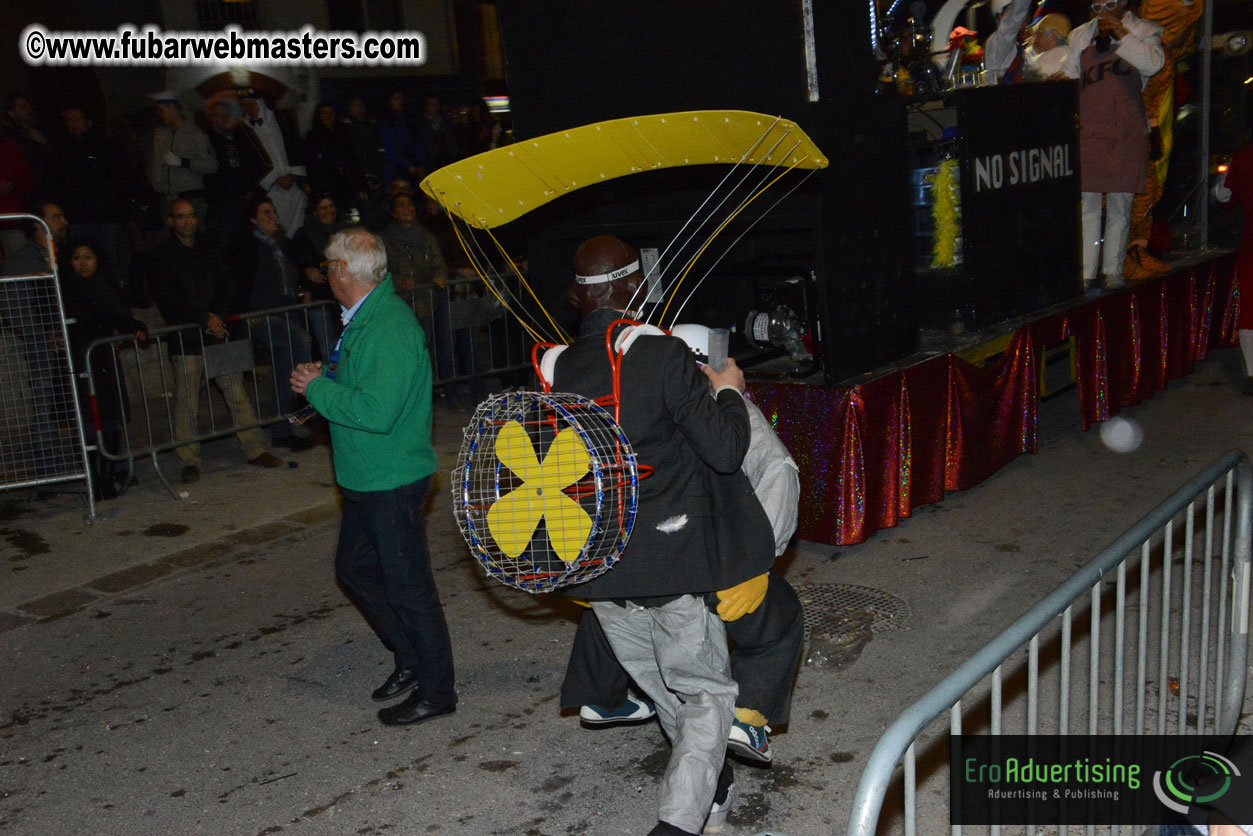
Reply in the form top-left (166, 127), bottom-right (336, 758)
top-left (0, 85), bottom-right (508, 497)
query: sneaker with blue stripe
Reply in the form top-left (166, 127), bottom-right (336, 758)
top-left (579, 696), bottom-right (656, 725)
top-left (728, 719), bottom-right (772, 763)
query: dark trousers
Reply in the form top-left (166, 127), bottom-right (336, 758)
top-left (561, 573), bottom-right (804, 725)
top-left (248, 313), bottom-right (312, 436)
top-left (335, 477), bottom-right (456, 706)
top-left (21, 325), bottom-right (69, 479)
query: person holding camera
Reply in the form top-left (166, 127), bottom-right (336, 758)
top-left (1060, 0), bottom-right (1164, 293)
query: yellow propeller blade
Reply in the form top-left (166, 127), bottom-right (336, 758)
top-left (545, 493), bottom-right (593, 563)
top-left (494, 421), bottom-right (542, 481)
top-left (487, 423), bottom-right (593, 563)
top-left (537, 427), bottom-right (591, 488)
top-left (486, 487), bottom-right (543, 559)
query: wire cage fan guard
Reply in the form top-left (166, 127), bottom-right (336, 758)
top-left (453, 392), bottom-right (640, 593)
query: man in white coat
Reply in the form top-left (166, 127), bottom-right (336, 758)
top-left (984, 0), bottom-right (1032, 84)
top-left (239, 90), bottom-right (307, 235)
top-left (1022, 13), bottom-right (1072, 81)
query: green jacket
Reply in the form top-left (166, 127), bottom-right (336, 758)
top-left (305, 275), bottom-right (437, 491)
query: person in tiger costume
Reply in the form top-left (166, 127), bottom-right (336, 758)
top-left (1122, 0), bottom-right (1204, 281)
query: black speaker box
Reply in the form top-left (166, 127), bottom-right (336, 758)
top-left (496, 0), bottom-right (918, 383)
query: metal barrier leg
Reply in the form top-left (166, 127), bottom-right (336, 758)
top-left (1219, 461), bottom-right (1252, 735)
top-left (1159, 520), bottom-right (1173, 735)
top-left (1180, 502), bottom-right (1195, 735)
top-left (1216, 473), bottom-right (1232, 732)
top-left (1198, 486), bottom-right (1216, 733)
top-left (149, 449), bottom-right (179, 500)
top-left (844, 453), bottom-right (1253, 836)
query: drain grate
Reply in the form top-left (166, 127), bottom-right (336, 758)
top-left (794, 582), bottom-right (911, 641)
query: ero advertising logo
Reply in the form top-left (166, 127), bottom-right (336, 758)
top-left (953, 735), bottom-right (1250, 826)
top-left (1152, 750), bottom-right (1241, 815)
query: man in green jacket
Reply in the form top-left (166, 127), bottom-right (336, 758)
top-left (290, 227), bottom-right (456, 726)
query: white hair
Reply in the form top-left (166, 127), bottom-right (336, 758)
top-left (326, 228), bottom-right (388, 286)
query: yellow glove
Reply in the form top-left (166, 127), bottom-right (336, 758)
top-left (715, 573), bottom-right (769, 622)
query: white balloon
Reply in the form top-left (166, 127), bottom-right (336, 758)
top-left (1099, 416), bottom-right (1144, 454)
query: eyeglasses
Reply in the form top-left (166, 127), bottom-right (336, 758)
top-left (1090, 1), bottom-right (1120, 11)
top-left (320, 259), bottom-right (346, 271)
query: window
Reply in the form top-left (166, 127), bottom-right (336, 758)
top-left (327, 0), bottom-right (401, 31)
top-left (196, 0), bottom-right (259, 29)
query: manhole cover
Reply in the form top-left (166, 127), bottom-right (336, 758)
top-left (794, 582), bottom-right (911, 640)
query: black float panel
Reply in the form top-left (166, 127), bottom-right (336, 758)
top-left (496, 0), bottom-right (918, 383)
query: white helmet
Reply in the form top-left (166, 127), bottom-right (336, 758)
top-left (669, 323), bottom-right (711, 359)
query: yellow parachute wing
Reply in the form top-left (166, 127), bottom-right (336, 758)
top-left (420, 110), bottom-right (828, 230)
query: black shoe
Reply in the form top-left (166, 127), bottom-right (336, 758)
top-left (248, 452), bottom-right (284, 469)
top-left (377, 693), bottom-right (456, 726)
top-left (371, 666), bottom-right (421, 702)
top-left (181, 465), bottom-right (200, 484)
top-left (646, 821), bottom-right (695, 836)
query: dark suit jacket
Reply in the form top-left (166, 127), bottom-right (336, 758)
top-left (553, 310), bottom-right (774, 600)
top-left (150, 236), bottom-right (234, 355)
top-left (206, 124), bottom-right (268, 206)
top-left (227, 232), bottom-right (302, 313)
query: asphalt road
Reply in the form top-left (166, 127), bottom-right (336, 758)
top-left (3, 346), bottom-right (1253, 836)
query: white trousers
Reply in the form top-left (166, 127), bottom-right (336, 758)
top-left (591, 596), bottom-right (737, 834)
top-left (1081, 192), bottom-right (1134, 282)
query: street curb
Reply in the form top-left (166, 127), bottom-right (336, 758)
top-left (0, 502), bottom-right (341, 633)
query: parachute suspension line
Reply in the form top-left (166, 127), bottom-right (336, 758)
top-left (626, 126), bottom-right (791, 317)
top-left (651, 127), bottom-right (794, 286)
top-left (437, 200), bottom-right (570, 345)
top-left (621, 116), bottom-right (784, 316)
top-left (666, 166), bottom-right (819, 326)
top-left (438, 200), bottom-right (566, 345)
top-left (657, 153), bottom-right (811, 328)
top-left (442, 203), bottom-right (498, 285)
top-left (482, 223), bottom-right (571, 345)
top-left (646, 137), bottom-right (799, 323)
top-left (443, 205), bottom-right (553, 344)
top-left (459, 223), bottom-right (552, 340)
top-left (463, 226), bottom-right (556, 345)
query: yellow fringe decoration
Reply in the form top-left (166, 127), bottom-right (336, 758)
top-left (931, 159), bottom-right (960, 269)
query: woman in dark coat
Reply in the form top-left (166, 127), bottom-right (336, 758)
top-left (301, 102), bottom-right (365, 210)
top-left (61, 240), bottom-right (147, 498)
top-left (290, 193), bottom-right (348, 360)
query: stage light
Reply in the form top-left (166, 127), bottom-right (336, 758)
top-left (743, 304), bottom-right (810, 360)
top-left (483, 95), bottom-right (510, 114)
top-left (1212, 31), bottom-right (1251, 56)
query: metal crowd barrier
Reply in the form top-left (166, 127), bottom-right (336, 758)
top-left (83, 277), bottom-right (533, 496)
top-left (846, 450), bottom-right (1253, 836)
top-left (0, 214), bottom-right (95, 519)
top-left (83, 300), bottom-right (334, 495)
top-left (393, 273), bottom-right (533, 389)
